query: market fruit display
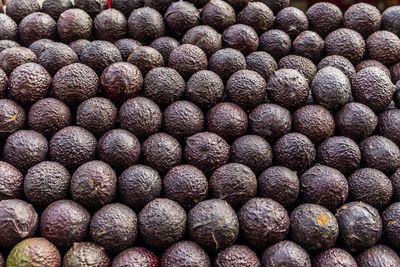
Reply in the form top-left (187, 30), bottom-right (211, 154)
top-left (2, 0), bottom-right (400, 266)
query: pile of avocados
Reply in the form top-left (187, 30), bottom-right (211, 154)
top-left (2, 0), bottom-right (400, 266)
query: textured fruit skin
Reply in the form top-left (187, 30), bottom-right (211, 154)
top-left (24, 161), bottom-right (70, 207)
top-left (0, 161), bottom-right (23, 200)
top-left (118, 97), bottom-right (162, 139)
top-left (238, 2), bottom-right (273, 33)
top-left (184, 132), bottom-right (230, 175)
top-left (207, 102), bottom-right (247, 142)
top-left (357, 245), bottom-right (400, 267)
top-left (6, 0), bottom-right (41, 23)
top-left (390, 169), bottom-right (400, 201)
top-left (143, 67), bottom-right (185, 108)
top-left (261, 240), bottom-right (312, 267)
top-left (292, 31), bottom-right (325, 62)
top-left (127, 46), bottom-right (164, 75)
top-left (393, 64), bottom-right (400, 84)
top-left (100, 62), bottom-right (143, 104)
top-left (6, 237), bottom-right (61, 267)
top-left (382, 6), bottom-right (400, 37)
top-left (150, 36), bottom-right (180, 64)
top-left (336, 202), bottom-right (382, 252)
top-left (208, 48), bottom-right (246, 81)
top-left (0, 47), bottom-right (37, 76)
top-left (142, 133), bottom-right (182, 174)
top-left (50, 126), bottom-right (97, 171)
top-left (348, 168), bottom-right (393, 209)
top-left (42, 0), bottom-right (73, 20)
top-left (312, 66), bottom-right (351, 111)
top-left (0, 199), bottom-right (38, 249)
top-left (188, 199), bottom-right (239, 251)
top-left (336, 102), bottom-right (378, 142)
top-left (260, 0), bottom-right (289, 14)
top-left (238, 198), bottom-right (289, 249)
top-left (90, 203), bottom-right (137, 254)
top-left (97, 129), bottom-right (141, 171)
top-left (382, 203), bottom-right (400, 249)
top-left (367, 31), bottom-right (400, 66)
top-left (344, 3), bottom-right (381, 38)
top-left (164, 1), bottom-right (201, 37)
top-left (202, 0), bottom-right (236, 33)
top-left (278, 55), bottom-right (317, 82)
top-left (318, 55), bottom-right (356, 79)
top-left (128, 7), bottom-right (165, 44)
top-left (214, 245), bottom-right (260, 267)
top-left (245, 51), bottom-right (277, 81)
top-left (357, 60), bottom-right (391, 79)
top-left (163, 101), bottom-right (205, 140)
top-left (360, 135), bottom-right (400, 175)
top-left (300, 165), bottom-right (348, 209)
top-left (314, 248), bottom-right (357, 267)
top-left (115, 38), bottom-right (141, 61)
top-left (118, 165), bottom-right (162, 211)
top-left (0, 40), bottom-right (20, 52)
top-left (230, 135), bottom-right (272, 175)
top-left (74, 0), bottom-right (107, 17)
top-left (40, 200), bottom-right (90, 250)
top-left (259, 29), bottom-right (291, 60)
top-left (379, 109), bottom-right (400, 147)
top-left (69, 39), bottom-right (91, 56)
top-left (57, 9), bottom-right (93, 43)
top-left (275, 7), bottom-right (308, 38)
top-left (0, 14), bottom-right (18, 40)
top-left (94, 9), bottom-right (127, 42)
top-left (80, 40), bottom-right (122, 74)
top-left (222, 24), bottom-right (259, 55)
top-left (52, 63), bottom-right (99, 107)
top-left (8, 63), bottom-right (52, 106)
top-left (317, 136), bottom-right (361, 176)
top-left (3, 130), bottom-right (48, 173)
top-left (29, 39), bottom-right (53, 56)
top-left (182, 25), bottom-right (222, 58)
top-left (37, 43), bottom-right (78, 77)
top-left (112, 0), bottom-right (143, 17)
top-left (0, 99), bottom-right (26, 139)
top-left (169, 44), bottom-right (208, 80)
top-left (143, 0), bottom-right (177, 14)
top-left (325, 28), bottom-right (366, 64)
top-left (19, 13), bottom-right (57, 46)
top-left (139, 198), bottom-right (187, 250)
top-left (76, 97), bottom-right (117, 138)
top-left (161, 241), bottom-right (210, 267)
top-left (306, 2), bottom-right (342, 38)
top-left (112, 247), bottom-right (158, 267)
top-left (62, 242), bottom-right (110, 267)
top-left (267, 69), bottom-right (309, 111)
top-left (274, 133), bottom-right (316, 173)
top-left (70, 160), bottom-right (117, 210)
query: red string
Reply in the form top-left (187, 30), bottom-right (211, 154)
top-left (107, 0), bottom-right (111, 9)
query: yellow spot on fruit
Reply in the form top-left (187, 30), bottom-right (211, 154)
top-left (11, 114), bottom-right (17, 122)
top-left (316, 212), bottom-right (330, 226)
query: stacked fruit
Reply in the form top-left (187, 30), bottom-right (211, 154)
top-left (1, 0), bottom-right (400, 266)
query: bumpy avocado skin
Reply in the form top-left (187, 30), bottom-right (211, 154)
top-left (161, 241), bottom-right (210, 267)
top-left (62, 242), bottom-right (110, 267)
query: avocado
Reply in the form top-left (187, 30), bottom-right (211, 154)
top-left (201, 0), bottom-right (236, 33)
top-left (118, 97), bottom-right (162, 139)
top-left (114, 38), bottom-right (141, 61)
top-left (97, 129), bottom-right (141, 171)
top-left (187, 0), bottom-right (210, 8)
top-left (344, 3), bottom-right (381, 38)
top-left (6, 238), bottom-right (61, 267)
top-left (80, 40), bottom-right (122, 74)
top-left (62, 242), bottom-right (110, 267)
top-left (139, 198), bottom-right (187, 250)
top-left (336, 202), bottom-right (382, 252)
top-left (128, 7), bottom-right (165, 44)
top-left (245, 51), bottom-right (277, 81)
top-left (0, 40), bottom-right (20, 52)
top-left (0, 14), bottom-right (18, 40)
top-left (52, 63), bottom-right (99, 106)
top-left (163, 100), bottom-right (205, 140)
top-left (169, 44), bottom-right (208, 80)
top-left (208, 48), bottom-right (246, 81)
top-left (185, 70), bottom-right (224, 109)
top-left (118, 165), bottom-right (162, 211)
top-left (163, 165), bottom-right (208, 210)
top-left (49, 126), bottom-right (97, 171)
top-left (225, 0), bottom-right (249, 10)
top-left (57, 9), bottom-right (93, 43)
top-left (37, 42), bottom-right (79, 76)
top-left (210, 163), bottom-right (257, 209)
top-left (382, 203), bottom-right (400, 250)
top-left (0, 69), bottom-right (6, 98)
top-left (161, 241), bottom-right (210, 267)
top-left (76, 97), bottom-right (117, 138)
top-left (142, 133), bottom-right (182, 174)
top-left (0, 199), bottom-right (38, 248)
top-left (238, 2), bottom-right (274, 33)
top-left (112, 0), bottom-right (143, 18)
top-left (127, 46), bottom-right (164, 75)
top-left (348, 168), bottom-right (392, 209)
top-left (356, 60), bottom-right (391, 79)
top-left (24, 161), bottom-right (70, 207)
top-left (0, 161), bottom-right (23, 200)
top-left (150, 36), bottom-right (180, 64)
top-left (261, 240), bottom-right (311, 267)
top-left (278, 55), bottom-right (317, 82)
top-left (74, 0), bottom-right (107, 18)
top-left (317, 55), bottom-right (356, 79)
top-left (143, 67), bottom-right (185, 108)
top-left (366, 30), bottom-right (400, 66)
top-left (275, 7), bottom-right (308, 38)
top-left (306, 2), bottom-right (342, 38)
top-left (112, 247), bottom-right (158, 267)
top-left (143, 0), bottom-right (177, 13)
top-left (188, 199), bottom-right (239, 251)
top-left (357, 245), bottom-right (400, 267)
top-left (314, 248), bottom-right (357, 267)
top-left (70, 160), bottom-right (117, 210)
top-left (222, 24), bottom-right (259, 55)
top-left (291, 204), bottom-right (338, 252)
top-left (29, 39), bottom-right (54, 56)
top-left (164, 1), bottom-right (201, 37)
top-left (90, 203), bottom-right (137, 254)
top-left (381, 6), bottom-right (400, 37)
top-left (182, 25), bottom-right (222, 58)
top-left (40, 199), bottom-right (90, 250)
top-left (238, 198), bottom-right (289, 249)
top-left (325, 28), bottom-right (365, 64)
top-left (317, 136), bottom-right (361, 176)
top-left (5, 0), bottom-right (40, 23)
top-left (292, 31), bottom-right (325, 62)
top-left (69, 39), bottom-right (91, 56)
top-left (42, 0), bottom-right (73, 20)
top-left (94, 9), bottom-right (127, 42)
top-left (214, 245), bottom-right (260, 267)
top-left (0, 47), bottom-right (37, 76)
top-left (259, 29), bottom-right (291, 60)
top-left (378, 109), bottom-right (400, 147)
top-left (0, 99), bottom-right (26, 139)
top-left (299, 165), bottom-right (348, 209)
top-left (18, 12), bottom-right (57, 46)
top-left (392, 63), bottom-right (400, 84)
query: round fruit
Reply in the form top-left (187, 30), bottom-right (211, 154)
top-left (127, 46), bottom-right (164, 75)
top-left (357, 245), bottom-right (400, 267)
top-left (6, 0), bottom-right (41, 23)
top-left (161, 241), bottom-right (210, 267)
top-left (57, 9), bottom-right (93, 43)
top-left (201, 0), bottom-right (236, 33)
top-left (314, 248), bottom-right (357, 267)
top-left (18, 12), bottom-right (57, 46)
top-left (114, 38), bottom-right (141, 61)
top-left (343, 3), bottom-right (381, 38)
top-left (112, 247), bottom-right (158, 267)
top-left (0, 47), bottom-right (37, 76)
top-left (261, 240), bottom-right (311, 267)
top-left (37, 43), bottom-right (78, 77)
top-left (0, 161), bottom-right (23, 200)
top-left (292, 31), bottom-right (325, 62)
top-left (62, 242), bottom-right (110, 267)
top-left (259, 29), bottom-right (291, 60)
top-left (208, 48), bottom-right (246, 81)
top-left (306, 2), bottom-right (343, 37)
top-left (0, 99), bottom-right (26, 139)
top-left (275, 7), bottom-right (308, 38)
top-left (238, 2), bottom-right (274, 33)
top-left (317, 55), bottom-right (356, 79)
top-left (214, 245), bottom-right (260, 267)
top-left (278, 55), bottom-right (317, 82)
top-left (128, 7), bottom-right (165, 43)
top-left (0, 14), bottom-right (18, 40)
top-left (150, 36), bottom-right (180, 64)
top-left (222, 24), bottom-right (259, 55)
top-left (80, 40), bottom-right (122, 74)
top-left (182, 25), bottom-right (222, 58)
top-left (94, 9), bottom-right (127, 42)
top-left (382, 203), bottom-right (400, 249)
top-left (169, 44), bottom-right (208, 79)
top-left (164, 1), bottom-right (201, 37)
top-left (42, 0), bottom-right (73, 20)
